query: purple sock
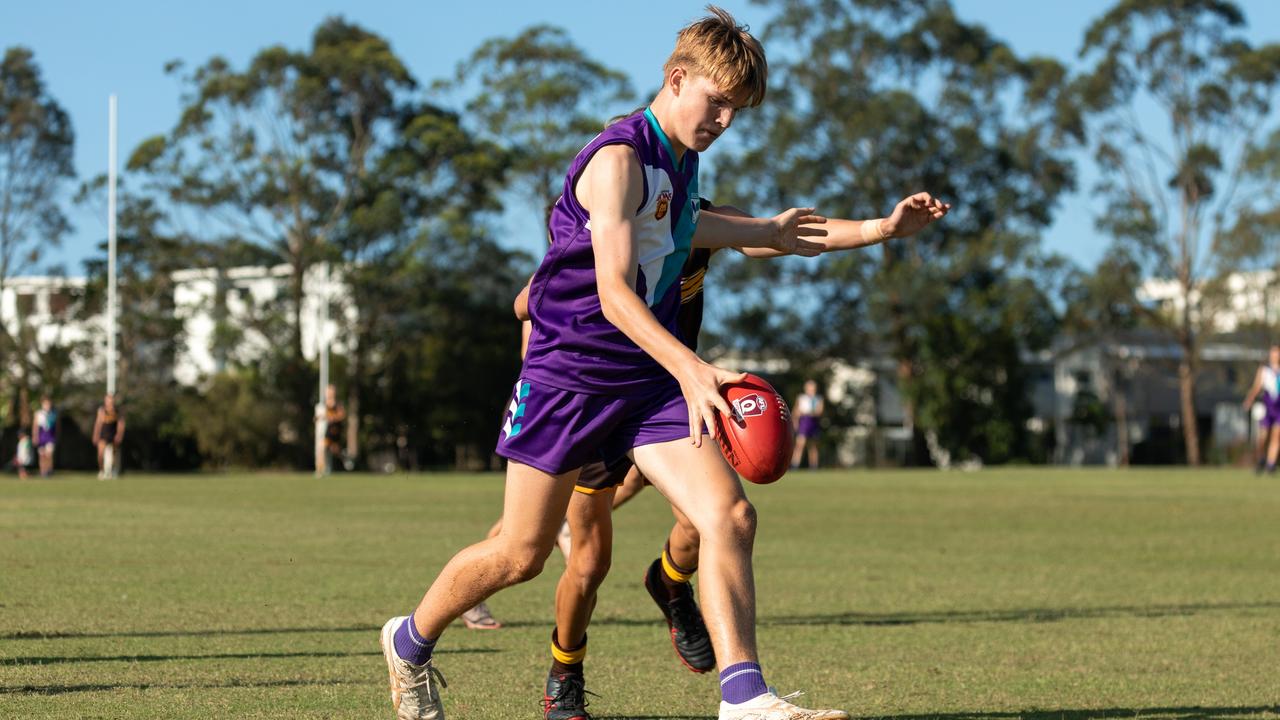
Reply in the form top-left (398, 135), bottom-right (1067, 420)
top-left (392, 615), bottom-right (436, 665)
top-left (720, 661), bottom-right (768, 704)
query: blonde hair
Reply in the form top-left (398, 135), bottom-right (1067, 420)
top-left (664, 5), bottom-right (767, 108)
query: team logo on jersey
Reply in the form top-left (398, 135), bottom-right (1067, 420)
top-left (691, 193), bottom-right (701, 223)
top-left (655, 190), bottom-right (672, 220)
top-left (732, 393), bottom-right (768, 420)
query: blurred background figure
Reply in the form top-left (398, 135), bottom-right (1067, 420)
top-left (33, 395), bottom-right (57, 477)
top-left (792, 379), bottom-right (825, 470)
top-left (14, 428), bottom-right (33, 479)
top-left (1241, 344), bottom-right (1280, 474)
top-left (315, 384), bottom-right (346, 477)
top-left (93, 394), bottom-right (125, 479)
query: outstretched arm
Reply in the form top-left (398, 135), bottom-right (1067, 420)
top-left (692, 205), bottom-right (826, 256)
top-left (739, 192), bottom-right (951, 258)
top-left (582, 145), bottom-right (742, 445)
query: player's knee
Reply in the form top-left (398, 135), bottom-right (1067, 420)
top-left (568, 551), bottom-right (611, 593)
top-left (504, 544), bottom-right (552, 584)
top-left (699, 498), bottom-right (757, 542)
top-left (726, 498), bottom-right (757, 541)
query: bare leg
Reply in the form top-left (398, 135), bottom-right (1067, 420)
top-left (460, 512), bottom-right (511, 627)
top-left (808, 440), bottom-right (819, 469)
top-left (666, 503), bottom-right (701, 571)
top-left (1267, 426), bottom-right (1280, 468)
top-left (411, 462), bottom-right (579, 639)
top-left (611, 465), bottom-right (647, 509)
top-left (791, 435), bottom-right (807, 468)
top-left (554, 489), bottom-right (614, 650)
top-left (634, 439), bottom-right (758, 668)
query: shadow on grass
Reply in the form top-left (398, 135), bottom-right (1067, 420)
top-left (853, 706), bottom-right (1280, 720)
top-left (0, 677), bottom-right (365, 696)
top-left (2, 647), bottom-right (496, 666)
top-left (758, 600), bottom-right (1280, 628)
top-left (596, 716), bottom-right (714, 719)
top-left (503, 599), bottom-right (1280, 630)
top-left (592, 708), bottom-right (1280, 720)
top-left (0, 624), bottom-right (381, 640)
top-left (7, 599), bottom-right (1279, 641)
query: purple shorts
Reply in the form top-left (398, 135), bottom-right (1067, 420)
top-left (1261, 403), bottom-right (1280, 430)
top-left (496, 378), bottom-right (690, 475)
top-left (36, 429), bottom-right (55, 448)
top-left (797, 415), bottom-right (820, 439)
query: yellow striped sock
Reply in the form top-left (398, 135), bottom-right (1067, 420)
top-left (551, 636), bottom-right (588, 665)
top-left (661, 549), bottom-right (695, 583)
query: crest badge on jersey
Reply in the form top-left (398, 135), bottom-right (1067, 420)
top-left (655, 190), bottom-right (672, 220)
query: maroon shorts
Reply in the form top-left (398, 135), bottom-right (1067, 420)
top-left (574, 458), bottom-right (634, 494)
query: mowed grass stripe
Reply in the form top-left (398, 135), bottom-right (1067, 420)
top-left (2, 469), bottom-right (1278, 719)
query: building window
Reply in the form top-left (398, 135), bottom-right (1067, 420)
top-left (48, 290), bottom-right (77, 317)
top-left (15, 292), bottom-right (36, 318)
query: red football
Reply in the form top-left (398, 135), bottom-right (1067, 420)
top-left (714, 374), bottom-right (795, 484)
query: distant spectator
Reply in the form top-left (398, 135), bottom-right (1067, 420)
top-left (791, 379), bottom-right (825, 469)
top-left (1242, 344), bottom-right (1280, 474)
top-left (315, 384), bottom-right (346, 477)
top-left (32, 395), bottom-right (57, 477)
top-left (92, 394), bottom-right (125, 480)
top-left (13, 429), bottom-right (33, 479)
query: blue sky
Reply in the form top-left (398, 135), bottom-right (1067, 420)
top-left (4, 0), bottom-right (1279, 274)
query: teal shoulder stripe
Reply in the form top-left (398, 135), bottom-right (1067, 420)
top-left (643, 107), bottom-right (683, 173)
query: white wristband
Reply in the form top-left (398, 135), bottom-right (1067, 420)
top-left (860, 218), bottom-right (887, 242)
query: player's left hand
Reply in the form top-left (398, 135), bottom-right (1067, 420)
top-left (769, 207), bottom-right (828, 256)
top-left (882, 192), bottom-right (950, 238)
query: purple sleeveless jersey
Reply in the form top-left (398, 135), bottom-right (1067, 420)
top-left (521, 108), bottom-right (701, 396)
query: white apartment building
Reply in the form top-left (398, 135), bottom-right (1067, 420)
top-left (1141, 269), bottom-right (1280, 332)
top-left (0, 275), bottom-right (101, 380)
top-left (171, 263), bottom-right (353, 386)
top-left (1, 264), bottom-right (352, 388)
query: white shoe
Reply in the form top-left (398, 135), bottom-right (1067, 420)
top-left (379, 616), bottom-right (447, 720)
top-left (718, 691), bottom-right (849, 720)
top-left (556, 518), bottom-right (572, 559)
top-left (461, 601), bottom-right (503, 630)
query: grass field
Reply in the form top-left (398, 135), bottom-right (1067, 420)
top-left (2, 468), bottom-right (1279, 719)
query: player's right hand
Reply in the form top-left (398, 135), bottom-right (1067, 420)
top-left (676, 359), bottom-right (747, 448)
top-left (770, 207), bottom-right (827, 256)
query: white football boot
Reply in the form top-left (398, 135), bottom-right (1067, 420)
top-left (379, 616), bottom-right (447, 720)
top-left (718, 691), bottom-right (849, 720)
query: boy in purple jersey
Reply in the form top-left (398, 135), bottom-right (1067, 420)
top-left (378, 8), bottom-right (905, 720)
top-left (537, 194), bottom-right (949, 719)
